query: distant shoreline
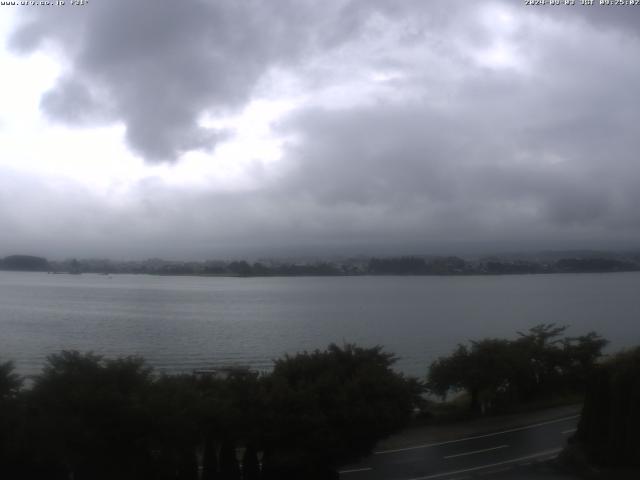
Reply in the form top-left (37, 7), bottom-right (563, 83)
top-left (1, 269), bottom-right (638, 279)
top-left (2, 252), bottom-right (639, 277)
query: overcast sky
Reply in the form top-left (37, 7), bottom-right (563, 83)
top-left (1, 0), bottom-right (640, 260)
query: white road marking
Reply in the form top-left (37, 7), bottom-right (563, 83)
top-left (375, 415), bottom-right (579, 455)
top-left (405, 447), bottom-right (563, 480)
top-left (443, 444), bottom-right (508, 459)
top-left (338, 467), bottom-right (373, 474)
top-left (479, 466), bottom-right (512, 475)
top-left (562, 428), bottom-right (577, 435)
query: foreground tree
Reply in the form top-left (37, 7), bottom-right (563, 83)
top-left (428, 339), bottom-right (519, 413)
top-left (241, 444), bottom-right (260, 480)
top-left (146, 374), bottom-right (202, 480)
top-left (0, 361), bottom-right (22, 400)
top-left (1, 344), bottom-right (423, 478)
top-left (428, 325), bottom-right (608, 414)
top-left (263, 344), bottom-right (423, 476)
top-left (27, 351), bottom-right (156, 480)
top-left (575, 347), bottom-right (640, 468)
top-left (513, 324), bottom-right (570, 398)
top-left (560, 332), bottom-right (609, 392)
top-left (0, 361), bottom-right (25, 477)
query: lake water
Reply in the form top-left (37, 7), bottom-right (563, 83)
top-left (1, 271), bottom-right (639, 377)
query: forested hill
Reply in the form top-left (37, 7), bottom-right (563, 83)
top-left (0, 255), bottom-right (50, 272)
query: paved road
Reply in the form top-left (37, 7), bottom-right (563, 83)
top-left (339, 415), bottom-right (579, 480)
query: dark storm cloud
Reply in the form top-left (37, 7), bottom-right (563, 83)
top-left (8, 0), bottom-right (382, 161)
top-left (39, 76), bottom-right (113, 125)
top-left (7, 0), bottom-right (483, 163)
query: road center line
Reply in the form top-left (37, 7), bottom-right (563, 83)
top-left (562, 428), bottom-right (577, 435)
top-left (405, 448), bottom-right (563, 480)
top-left (444, 444), bottom-right (508, 459)
top-left (479, 466), bottom-right (512, 476)
top-left (375, 415), bottom-right (579, 454)
top-left (338, 467), bottom-right (373, 474)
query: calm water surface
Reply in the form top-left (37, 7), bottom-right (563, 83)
top-left (1, 271), bottom-right (639, 377)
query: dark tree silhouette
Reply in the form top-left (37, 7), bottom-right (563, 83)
top-left (264, 344), bottom-right (422, 472)
top-left (428, 339), bottom-right (518, 413)
top-left (202, 436), bottom-right (219, 480)
top-left (26, 351), bottom-right (155, 479)
top-left (1, 344), bottom-right (422, 478)
top-left (218, 439), bottom-right (240, 480)
top-left (241, 443), bottom-right (260, 480)
top-left (0, 255), bottom-right (49, 271)
top-left (0, 361), bottom-right (22, 399)
top-left (428, 325), bottom-right (608, 413)
top-left (576, 347), bottom-right (640, 468)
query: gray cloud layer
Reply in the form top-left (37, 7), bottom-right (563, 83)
top-left (10, 0), bottom-right (362, 160)
top-left (4, 1), bottom-right (640, 258)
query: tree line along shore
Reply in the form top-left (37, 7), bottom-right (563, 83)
top-left (1, 324), bottom-right (637, 479)
top-left (2, 252), bottom-right (640, 276)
